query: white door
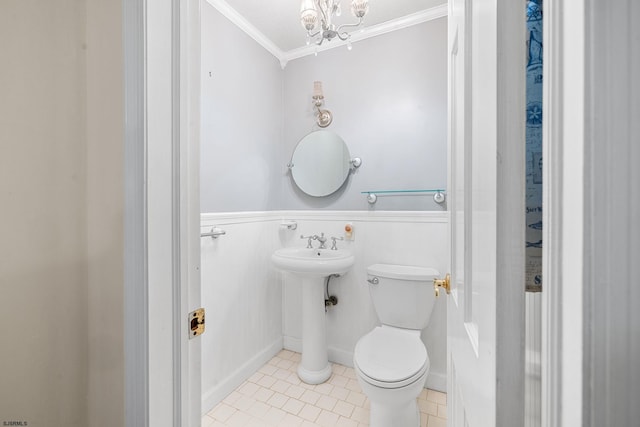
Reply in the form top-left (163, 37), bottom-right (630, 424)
top-left (446, 0), bottom-right (525, 426)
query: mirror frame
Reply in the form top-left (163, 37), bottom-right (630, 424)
top-left (288, 130), bottom-right (361, 197)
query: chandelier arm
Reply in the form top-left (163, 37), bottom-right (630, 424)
top-left (307, 29), bottom-right (321, 38)
top-left (335, 18), bottom-right (364, 40)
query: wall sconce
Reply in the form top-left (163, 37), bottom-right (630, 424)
top-left (312, 81), bottom-right (333, 128)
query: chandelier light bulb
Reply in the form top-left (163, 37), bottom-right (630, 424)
top-left (350, 0), bottom-right (369, 18)
top-left (300, 0), bottom-right (318, 31)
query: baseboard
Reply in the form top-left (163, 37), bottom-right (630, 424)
top-left (327, 346), bottom-right (354, 368)
top-left (202, 337), bottom-right (283, 415)
top-left (283, 336), bottom-right (302, 354)
top-left (425, 371), bottom-right (446, 393)
top-left (284, 337), bottom-right (354, 368)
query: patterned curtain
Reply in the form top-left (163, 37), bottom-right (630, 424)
top-left (525, 0), bottom-right (543, 292)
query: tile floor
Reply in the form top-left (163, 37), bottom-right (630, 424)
top-left (202, 350), bottom-right (447, 427)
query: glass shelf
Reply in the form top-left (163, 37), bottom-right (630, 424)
top-left (360, 189), bottom-right (445, 194)
top-left (361, 189), bottom-right (446, 204)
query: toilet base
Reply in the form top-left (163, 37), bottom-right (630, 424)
top-left (369, 398), bottom-right (420, 427)
top-left (354, 359), bottom-right (428, 427)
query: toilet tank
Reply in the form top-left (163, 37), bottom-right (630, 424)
top-left (366, 264), bottom-right (440, 330)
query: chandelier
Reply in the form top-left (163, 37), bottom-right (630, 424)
top-left (300, 0), bottom-right (370, 47)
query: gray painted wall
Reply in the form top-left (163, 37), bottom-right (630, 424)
top-left (282, 18), bottom-right (448, 211)
top-left (200, 8), bottom-right (447, 212)
top-left (201, 3), bottom-right (285, 213)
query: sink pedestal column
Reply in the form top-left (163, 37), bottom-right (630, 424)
top-left (297, 277), bottom-right (332, 384)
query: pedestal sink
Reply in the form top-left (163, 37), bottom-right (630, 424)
top-left (272, 247), bottom-right (355, 384)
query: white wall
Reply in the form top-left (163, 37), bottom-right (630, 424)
top-left (200, 2), bottom-right (284, 213)
top-left (281, 19), bottom-right (448, 211)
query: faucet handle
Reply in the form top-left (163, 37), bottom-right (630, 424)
top-left (300, 235), bottom-right (316, 248)
top-left (330, 236), bottom-right (344, 250)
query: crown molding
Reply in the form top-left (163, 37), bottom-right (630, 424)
top-left (206, 1), bottom-right (448, 69)
top-left (205, 0), bottom-right (285, 62)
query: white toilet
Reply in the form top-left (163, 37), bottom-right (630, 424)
top-left (353, 264), bottom-right (439, 427)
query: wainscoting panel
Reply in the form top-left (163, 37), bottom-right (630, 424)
top-left (200, 213), bottom-right (284, 413)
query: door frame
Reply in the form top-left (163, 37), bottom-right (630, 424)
top-left (123, 0), bottom-right (201, 426)
top-left (543, 1), bottom-right (640, 426)
top-left (542, 1), bottom-right (587, 425)
top-left (541, 0), bottom-right (570, 424)
top-left (123, 0), bottom-right (148, 424)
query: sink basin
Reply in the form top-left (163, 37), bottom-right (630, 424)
top-left (271, 246), bottom-right (355, 384)
top-left (271, 247), bottom-right (355, 277)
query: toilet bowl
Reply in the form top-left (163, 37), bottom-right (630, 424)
top-left (354, 326), bottom-right (430, 426)
top-left (353, 264), bottom-right (438, 427)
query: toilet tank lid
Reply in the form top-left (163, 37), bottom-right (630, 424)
top-left (367, 264), bottom-right (439, 281)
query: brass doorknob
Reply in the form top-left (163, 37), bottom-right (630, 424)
top-left (433, 273), bottom-right (451, 297)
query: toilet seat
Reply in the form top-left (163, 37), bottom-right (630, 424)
top-left (354, 326), bottom-right (429, 389)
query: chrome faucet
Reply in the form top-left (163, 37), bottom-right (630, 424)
top-left (314, 233), bottom-right (327, 249)
top-left (300, 234), bottom-right (316, 248)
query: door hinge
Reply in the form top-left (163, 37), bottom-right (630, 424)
top-left (189, 308), bottom-right (205, 339)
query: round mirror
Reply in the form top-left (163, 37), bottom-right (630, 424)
top-left (290, 130), bottom-right (353, 197)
